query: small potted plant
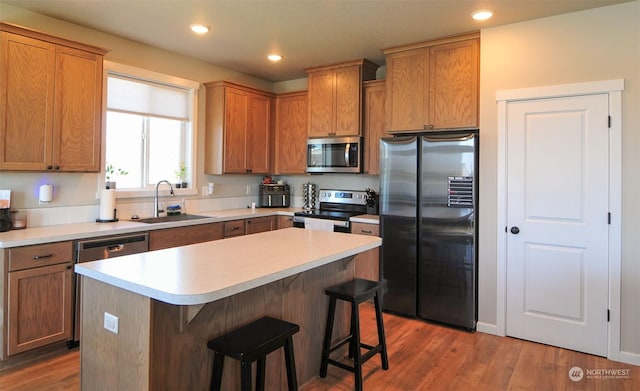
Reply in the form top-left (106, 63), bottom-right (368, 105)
top-left (174, 163), bottom-right (188, 188)
top-left (105, 163), bottom-right (128, 189)
top-left (365, 188), bottom-right (379, 215)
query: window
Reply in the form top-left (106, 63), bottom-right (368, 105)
top-left (103, 61), bottom-right (199, 196)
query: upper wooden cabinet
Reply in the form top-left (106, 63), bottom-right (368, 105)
top-left (363, 80), bottom-right (387, 175)
top-left (383, 33), bottom-right (479, 132)
top-left (274, 91), bottom-right (307, 174)
top-left (0, 23), bottom-right (106, 172)
top-left (305, 59), bottom-right (378, 137)
top-left (204, 81), bottom-right (274, 174)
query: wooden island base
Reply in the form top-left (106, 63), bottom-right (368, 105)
top-left (80, 257), bottom-right (355, 390)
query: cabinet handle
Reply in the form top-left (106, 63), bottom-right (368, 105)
top-left (54, 165), bottom-right (60, 170)
top-left (423, 124), bottom-right (435, 130)
top-left (33, 253), bottom-right (53, 260)
top-left (360, 230), bottom-right (373, 234)
top-left (47, 165), bottom-right (53, 170)
top-left (231, 226), bottom-right (240, 230)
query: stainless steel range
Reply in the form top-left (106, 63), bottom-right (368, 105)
top-left (293, 189), bottom-right (368, 232)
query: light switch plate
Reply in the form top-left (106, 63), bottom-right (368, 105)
top-left (104, 312), bottom-right (119, 334)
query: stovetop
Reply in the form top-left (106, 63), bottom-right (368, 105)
top-left (294, 209), bottom-right (364, 221)
top-left (295, 189), bottom-right (368, 221)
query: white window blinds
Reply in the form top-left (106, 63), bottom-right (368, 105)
top-left (107, 75), bottom-right (191, 121)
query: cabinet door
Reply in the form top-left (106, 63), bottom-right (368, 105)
top-left (334, 66), bottom-right (361, 136)
top-left (223, 87), bottom-right (248, 173)
top-left (8, 262), bottom-right (73, 355)
top-left (386, 48), bottom-right (429, 132)
top-left (246, 216), bottom-right (276, 234)
top-left (429, 39), bottom-right (479, 129)
top-left (149, 223), bottom-right (224, 251)
top-left (307, 70), bottom-right (334, 137)
top-left (351, 222), bottom-right (380, 281)
top-left (246, 93), bottom-right (271, 173)
top-left (275, 92), bottom-right (307, 174)
top-left (0, 32), bottom-right (55, 170)
top-left (53, 45), bottom-right (103, 171)
top-left (363, 81), bottom-right (386, 175)
top-left (277, 215), bottom-right (294, 229)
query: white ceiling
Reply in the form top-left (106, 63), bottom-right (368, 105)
top-left (1, 0), bottom-right (632, 82)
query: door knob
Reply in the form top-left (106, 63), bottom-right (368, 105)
top-left (510, 226), bottom-right (520, 234)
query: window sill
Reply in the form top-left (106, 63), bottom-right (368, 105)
top-left (111, 187), bottom-right (198, 199)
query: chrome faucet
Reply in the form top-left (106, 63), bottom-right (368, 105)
top-left (154, 180), bottom-right (175, 217)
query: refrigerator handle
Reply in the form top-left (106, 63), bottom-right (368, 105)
top-left (422, 133), bottom-right (476, 142)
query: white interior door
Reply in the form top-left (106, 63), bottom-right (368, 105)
top-left (506, 94), bottom-right (609, 356)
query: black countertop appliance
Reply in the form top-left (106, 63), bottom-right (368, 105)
top-left (259, 184), bottom-right (290, 208)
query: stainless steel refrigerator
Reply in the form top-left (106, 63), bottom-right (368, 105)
top-left (379, 131), bottom-right (477, 330)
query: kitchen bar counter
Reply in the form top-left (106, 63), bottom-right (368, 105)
top-left (77, 228), bottom-right (381, 390)
top-left (74, 228), bottom-right (380, 305)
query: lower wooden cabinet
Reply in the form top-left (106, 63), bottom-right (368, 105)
top-left (277, 215), bottom-right (294, 229)
top-left (224, 219), bottom-right (246, 238)
top-left (246, 216), bottom-right (276, 234)
top-left (351, 222), bottom-right (380, 281)
top-left (149, 223), bottom-right (224, 251)
top-left (5, 241), bottom-right (74, 357)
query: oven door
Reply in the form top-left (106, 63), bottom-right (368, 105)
top-left (306, 136), bottom-right (361, 173)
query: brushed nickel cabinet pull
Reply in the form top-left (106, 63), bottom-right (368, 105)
top-left (33, 253), bottom-right (53, 260)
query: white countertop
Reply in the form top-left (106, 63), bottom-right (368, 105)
top-left (0, 208), bottom-right (297, 248)
top-left (75, 228), bottom-right (381, 305)
top-left (0, 208), bottom-right (379, 248)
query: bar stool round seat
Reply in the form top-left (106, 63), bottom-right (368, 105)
top-left (207, 316), bottom-right (299, 391)
top-left (320, 278), bottom-right (389, 391)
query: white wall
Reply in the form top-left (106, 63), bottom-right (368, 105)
top-left (478, 1), bottom-right (640, 356)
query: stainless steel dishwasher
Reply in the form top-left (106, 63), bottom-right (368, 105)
top-left (71, 232), bottom-right (149, 344)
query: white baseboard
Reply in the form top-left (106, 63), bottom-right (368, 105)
top-left (476, 321), bottom-right (503, 336)
top-left (612, 350), bottom-right (640, 366)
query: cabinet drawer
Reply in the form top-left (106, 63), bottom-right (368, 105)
top-left (351, 222), bottom-right (379, 237)
top-left (8, 241), bottom-right (73, 271)
top-left (149, 223), bottom-right (224, 251)
top-left (224, 220), bottom-right (246, 238)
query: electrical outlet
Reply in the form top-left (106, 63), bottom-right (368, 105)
top-left (246, 184), bottom-right (251, 195)
top-left (104, 312), bottom-right (119, 334)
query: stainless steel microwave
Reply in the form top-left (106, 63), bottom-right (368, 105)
top-left (306, 136), bottom-right (362, 173)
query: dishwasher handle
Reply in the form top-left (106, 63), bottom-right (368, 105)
top-left (106, 244), bottom-right (125, 253)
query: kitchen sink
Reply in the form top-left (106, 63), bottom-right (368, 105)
top-left (133, 214), bottom-right (210, 224)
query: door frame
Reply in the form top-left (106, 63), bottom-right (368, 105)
top-left (494, 79), bottom-right (623, 360)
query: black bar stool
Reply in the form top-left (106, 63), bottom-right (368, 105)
top-left (207, 316), bottom-right (299, 391)
top-left (319, 278), bottom-right (389, 391)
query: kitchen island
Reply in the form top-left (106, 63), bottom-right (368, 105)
top-left (74, 227), bottom-right (381, 390)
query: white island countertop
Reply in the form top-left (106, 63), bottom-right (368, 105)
top-left (75, 228), bottom-right (381, 306)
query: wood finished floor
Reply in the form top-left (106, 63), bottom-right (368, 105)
top-left (0, 303), bottom-right (638, 390)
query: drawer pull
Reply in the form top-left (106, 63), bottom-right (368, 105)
top-left (231, 227), bottom-right (240, 230)
top-left (33, 253), bottom-right (53, 260)
top-left (360, 230), bottom-right (373, 234)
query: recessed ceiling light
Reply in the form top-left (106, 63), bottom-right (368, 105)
top-left (471, 9), bottom-right (494, 21)
top-left (190, 24), bottom-right (210, 34)
top-left (267, 54), bottom-right (283, 62)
